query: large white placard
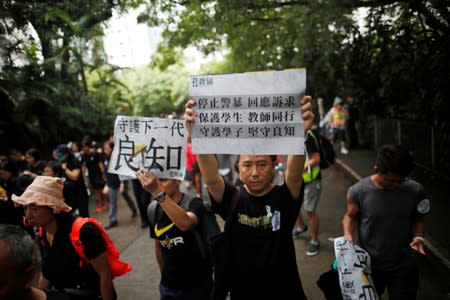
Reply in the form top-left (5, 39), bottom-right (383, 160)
top-left (108, 116), bottom-right (186, 180)
top-left (334, 237), bottom-right (379, 300)
top-left (189, 69), bottom-right (306, 154)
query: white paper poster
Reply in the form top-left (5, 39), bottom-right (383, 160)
top-left (334, 237), bottom-right (379, 300)
top-left (189, 69), bottom-right (306, 154)
top-left (109, 116), bottom-right (186, 180)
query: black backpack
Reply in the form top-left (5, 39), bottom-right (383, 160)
top-left (147, 193), bottom-right (221, 260)
top-left (308, 130), bottom-right (336, 169)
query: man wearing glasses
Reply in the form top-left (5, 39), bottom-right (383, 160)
top-left (343, 144), bottom-right (430, 299)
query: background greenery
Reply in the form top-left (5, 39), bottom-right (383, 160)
top-left (1, 0), bottom-right (448, 156)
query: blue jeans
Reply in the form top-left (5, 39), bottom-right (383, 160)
top-left (159, 283), bottom-right (212, 300)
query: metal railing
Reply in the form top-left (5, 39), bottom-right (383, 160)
top-left (360, 116), bottom-right (450, 178)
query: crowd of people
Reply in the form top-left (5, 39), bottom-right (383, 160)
top-left (0, 95), bottom-right (430, 300)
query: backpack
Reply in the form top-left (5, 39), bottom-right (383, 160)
top-left (70, 217), bottom-right (132, 278)
top-left (147, 194), bottom-right (221, 260)
top-left (38, 217), bottom-right (132, 279)
top-left (308, 129), bottom-right (336, 169)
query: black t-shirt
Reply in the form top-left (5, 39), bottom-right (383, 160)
top-left (81, 151), bottom-right (104, 185)
top-left (149, 195), bottom-right (212, 289)
top-left (27, 160), bottom-right (46, 176)
top-left (104, 158), bottom-right (120, 189)
top-left (39, 214), bottom-right (106, 293)
top-left (65, 155), bottom-right (88, 199)
top-left (211, 183), bottom-right (307, 300)
top-left (0, 175), bottom-right (33, 232)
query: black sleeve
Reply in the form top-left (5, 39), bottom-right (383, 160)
top-left (210, 183), bottom-right (236, 220)
top-left (79, 223), bottom-right (106, 260)
top-left (306, 130), bottom-right (320, 154)
top-left (188, 197), bottom-right (205, 218)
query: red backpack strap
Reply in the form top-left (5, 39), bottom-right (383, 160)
top-left (38, 227), bottom-right (44, 247)
top-left (70, 217), bottom-right (90, 267)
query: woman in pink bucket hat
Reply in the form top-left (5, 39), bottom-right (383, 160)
top-left (12, 176), bottom-right (116, 300)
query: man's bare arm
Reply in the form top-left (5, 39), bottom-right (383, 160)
top-left (343, 193), bottom-right (359, 244)
top-left (184, 99), bottom-right (225, 203)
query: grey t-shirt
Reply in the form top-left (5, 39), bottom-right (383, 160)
top-left (348, 176), bottom-right (430, 271)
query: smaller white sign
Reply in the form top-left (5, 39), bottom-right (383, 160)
top-left (334, 237), bottom-right (379, 300)
top-left (109, 116), bottom-right (186, 180)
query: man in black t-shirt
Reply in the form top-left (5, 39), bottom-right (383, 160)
top-left (183, 95), bottom-right (314, 300)
top-left (136, 172), bottom-right (213, 300)
top-left (81, 137), bottom-right (107, 214)
top-left (54, 144), bottom-right (90, 217)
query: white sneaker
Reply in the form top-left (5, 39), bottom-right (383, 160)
top-left (340, 147), bottom-right (349, 155)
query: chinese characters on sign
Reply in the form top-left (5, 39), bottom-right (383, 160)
top-left (189, 69), bottom-right (306, 155)
top-left (109, 116), bottom-right (186, 180)
top-left (334, 237), bottom-right (379, 300)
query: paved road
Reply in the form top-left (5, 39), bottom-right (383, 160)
top-left (93, 166), bottom-right (350, 299)
top-left (93, 164), bottom-right (450, 299)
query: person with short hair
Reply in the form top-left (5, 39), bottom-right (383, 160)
top-left (53, 144), bottom-right (89, 217)
top-left (328, 97), bottom-right (349, 155)
top-left (0, 224), bottom-right (45, 300)
top-left (183, 95), bottom-right (314, 300)
top-left (293, 123), bottom-right (322, 256)
top-left (343, 144), bottom-right (430, 299)
top-left (24, 148), bottom-right (46, 179)
top-left (136, 170), bottom-right (213, 300)
top-left (80, 136), bottom-right (107, 214)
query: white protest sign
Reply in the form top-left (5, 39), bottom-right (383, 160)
top-left (109, 116), bottom-right (186, 180)
top-left (334, 237), bottom-right (379, 300)
top-left (189, 69), bottom-right (306, 154)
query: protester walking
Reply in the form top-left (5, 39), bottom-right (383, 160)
top-left (53, 144), bottom-right (90, 217)
top-left (343, 144), bottom-right (430, 299)
top-left (293, 123), bottom-right (322, 256)
top-left (136, 169), bottom-right (213, 300)
top-left (183, 95), bottom-right (314, 299)
top-left (102, 140), bottom-right (138, 229)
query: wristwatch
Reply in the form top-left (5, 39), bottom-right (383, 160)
top-left (154, 191), bottom-right (167, 203)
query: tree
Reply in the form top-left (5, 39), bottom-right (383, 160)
top-left (138, 0), bottom-right (450, 125)
top-left (0, 0), bottom-right (143, 154)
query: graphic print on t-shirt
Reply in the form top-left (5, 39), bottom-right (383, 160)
top-left (154, 222), bottom-right (175, 237)
top-left (237, 205), bottom-right (280, 230)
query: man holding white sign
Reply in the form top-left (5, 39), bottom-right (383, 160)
top-left (184, 68), bottom-right (313, 299)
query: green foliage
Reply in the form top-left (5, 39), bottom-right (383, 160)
top-left (119, 64), bottom-right (189, 117)
top-left (140, 0), bottom-right (450, 125)
top-left (0, 0), bottom-right (138, 154)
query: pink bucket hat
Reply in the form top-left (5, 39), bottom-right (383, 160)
top-left (12, 176), bottom-right (72, 213)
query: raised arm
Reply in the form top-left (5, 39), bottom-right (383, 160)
top-left (184, 99), bottom-right (226, 203)
top-left (136, 170), bottom-right (199, 231)
top-left (285, 95), bottom-right (314, 199)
